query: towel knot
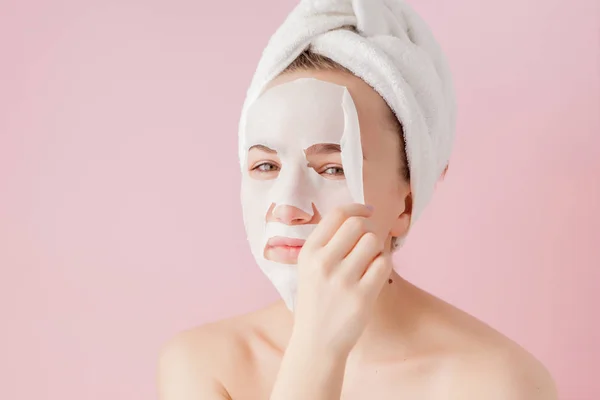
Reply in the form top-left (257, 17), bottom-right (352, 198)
top-left (296, 0), bottom-right (410, 40)
top-left (353, 0), bottom-right (408, 39)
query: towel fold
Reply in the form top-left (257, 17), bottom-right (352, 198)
top-left (239, 0), bottom-right (457, 241)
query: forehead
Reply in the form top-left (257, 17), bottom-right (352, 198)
top-left (244, 78), bottom-right (347, 151)
top-left (267, 70), bottom-right (395, 150)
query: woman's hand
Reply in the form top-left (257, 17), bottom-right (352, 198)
top-left (291, 203), bottom-right (393, 357)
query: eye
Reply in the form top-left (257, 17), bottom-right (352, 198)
top-left (321, 166), bottom-right (345, 177)
top-left (252, 162), bottom-right (280, 173)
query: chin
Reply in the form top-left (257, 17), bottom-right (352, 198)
top-left (264, 250), bottom-right (299, 265)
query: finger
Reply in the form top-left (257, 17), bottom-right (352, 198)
top-left (359, 253), bottom-right (393, 295)
top-left (304, 203), bottom-right (373, 249)
top-left (322, 216), bottom-right (375, 262)
top-left (339, 232), bottom-right (383, 281)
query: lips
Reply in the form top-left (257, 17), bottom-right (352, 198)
top-left (265, 236), bottom-right (306, 264)
top-left (266, 236), bottom-right (306, 248)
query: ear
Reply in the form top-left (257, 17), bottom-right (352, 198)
top-left (390, 191), bottom-right (412, 238)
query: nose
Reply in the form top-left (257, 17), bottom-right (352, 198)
top-left (271, 204), bottom-right (313, 225)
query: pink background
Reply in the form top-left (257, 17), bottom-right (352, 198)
top-left (1, 0), bottom-right (598, 398)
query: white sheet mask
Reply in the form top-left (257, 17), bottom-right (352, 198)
top-left (240, 78), bottom-right (364, 310)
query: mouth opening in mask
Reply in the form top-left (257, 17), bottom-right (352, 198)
top-left (264, 236), bottom-right (306, 264)
top-left (262, 207), bottom-right (320, 264)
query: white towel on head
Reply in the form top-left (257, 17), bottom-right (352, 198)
top-left (239, 0), bottom-right (457, 240)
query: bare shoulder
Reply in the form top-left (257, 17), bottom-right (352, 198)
top-left (430, 302), bottom-right (559, 399)
top-left (413, 287), bottom-right (558, 399)
top-left (445, 341), bottom-right (558, 400)
top-left (157, 313), bottom-right (257, 400)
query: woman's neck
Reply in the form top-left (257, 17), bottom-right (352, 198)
top-left (347, 270), bottom-right (431, 365)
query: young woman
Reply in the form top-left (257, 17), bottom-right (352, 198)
top-left (158, 1), bottom-right (557, 399)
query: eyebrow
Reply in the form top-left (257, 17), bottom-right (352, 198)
top-left (304, 143), bottom-right (341, 157)
top-left (248, 144), bottom-right (277, 154)
top-left (248, 142), bottom-right (367, 160)
top-left (248, 143), bottom-right (341, 155)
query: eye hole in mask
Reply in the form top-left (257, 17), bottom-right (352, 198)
top-left (247, 143), bottom-right (347, 181)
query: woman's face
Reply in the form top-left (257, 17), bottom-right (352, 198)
top-left (243, 69), bottom-right (412, 266)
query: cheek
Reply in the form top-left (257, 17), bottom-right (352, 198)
top-left (362, 162), bottom-right (402, 233)
top-left (362, 162), bottom-right (393, 205)
top-left (241, 177), bottom-right (271, 225)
